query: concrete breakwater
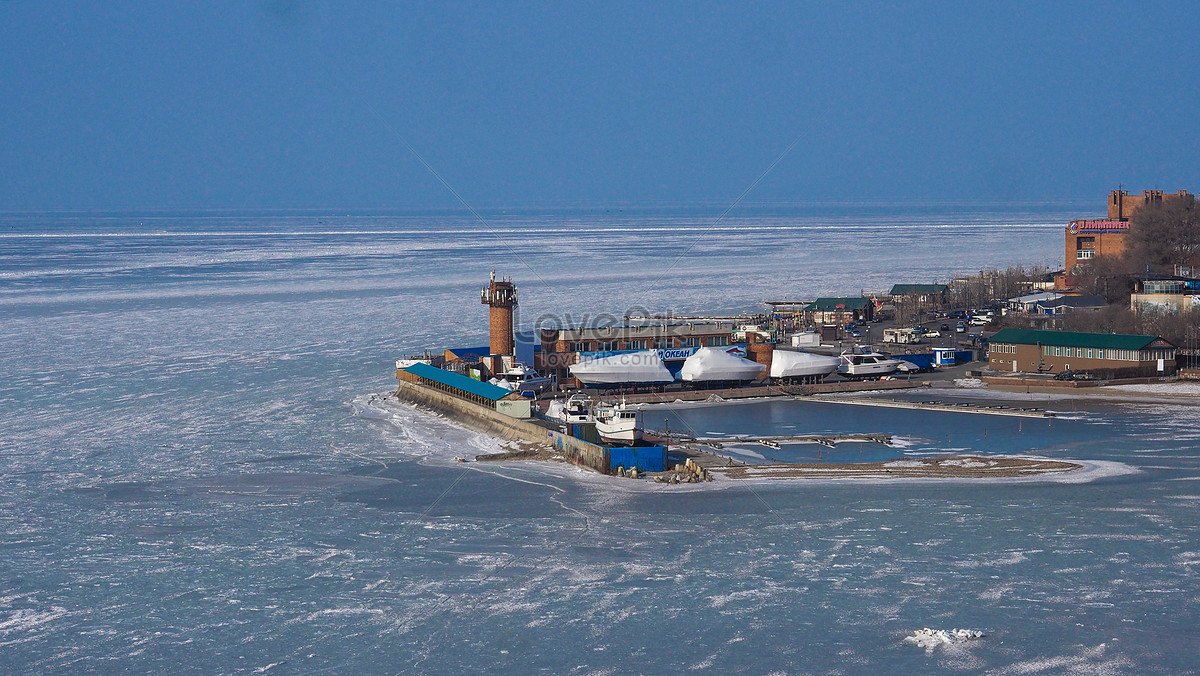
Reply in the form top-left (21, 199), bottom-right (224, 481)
top-left (688, 434), bottom-right (893, 447)
top-left (811, 396), bottom-right (1057, 418)
top-left (393, 380), bottom-right (1086, 483)
top-left (704, 456), bottom-right (1081, 480)
top-left (591, 379), bottom-right (926, 405)
top-left (394, 380), bottom-right (612, 474)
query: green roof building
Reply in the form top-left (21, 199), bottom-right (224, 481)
top-left (888, 283), bottom-right (948, 296)
top-left (888, 283), bottom-right (949, 308)
top-left (803, 297), bottom-right (875, 325)
top-left (988, 328), bottom-right (1175, 376)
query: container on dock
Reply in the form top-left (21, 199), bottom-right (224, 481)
top-left (569, 423), bottom-right (603, 444)
top-left (896, 353), bottom-right (935, 371)
top-left (608, 445), bottom-right (667, 473)
top-left (790, 331), bottom-right (821, 347)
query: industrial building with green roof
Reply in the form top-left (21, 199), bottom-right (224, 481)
top-left (888, 283), bottom-right (948, 296)
top-left (988, 329), bottom-right (1175, 376)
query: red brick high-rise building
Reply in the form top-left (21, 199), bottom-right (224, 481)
top-left (1065, 189), bottom-right (1195, 274)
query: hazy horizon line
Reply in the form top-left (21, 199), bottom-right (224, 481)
top-left (0, 196), bottom-right (1113, 218)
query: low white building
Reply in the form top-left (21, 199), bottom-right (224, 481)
top-left (1130, 276), bottom-right (1200, 314)
top-left (1007, 291), bottom-right (1064, 314)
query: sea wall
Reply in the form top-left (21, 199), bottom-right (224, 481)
top-left (546, 430), bottom-right (610, 474)
top-left (981, 375), bottom-right (1171, 390)
top-left (394, 380), bottom-right (610, 474)
top-left (598, 379), bottom-right (925, 404)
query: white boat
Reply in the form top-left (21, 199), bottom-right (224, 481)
top-left (569, 350), bottom-right (675, 385)
top-left (497, 363), bottom-right (555, 394)
top-left (545, 398), bottom-right (567, 422)
top-left (679, 347), bottom-right (765, 382)
top-left (563, 393), bottom-right (594, 424)
top-left (769, 350), bottom-right (841, 382)
top-left (837, 350), bottom-right (902, 379)
top-left (593, 400), bottom-right (642, 445)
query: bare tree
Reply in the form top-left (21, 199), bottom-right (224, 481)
top-left (948, 264), bottom-right (1052, 308)
top-left (1060, 304), bottom-right (1199, 346)
top-left (1061, 305), bottom-right (1137, 335)
top-left (1126, 199), bottom-right (1200, 273)
top-left (1136, 308), bottom-right (1199, 346)
top-left (1068, 254), bottom-right (1135, 304)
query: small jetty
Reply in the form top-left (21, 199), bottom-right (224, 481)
top-left (699, 455), bottom-right (1081, 481)
top-left (678, 433), bottom-right (894, 447)
top-left (607, 379), bottom-right (926, 405)
top-left (810, 396), bottom-right (1056, 418)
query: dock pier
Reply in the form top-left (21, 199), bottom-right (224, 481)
top-left (679, 433), bottom-right (895, 447)
top-left (810, 396), bottom-right (1056, 418)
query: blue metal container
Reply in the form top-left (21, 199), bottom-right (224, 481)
top-left (608, 446), bottom-right (667, 473)
top-left (896, 353), bottom-right (934, 370)
top-left (569, 423), bottom-right (603, 445)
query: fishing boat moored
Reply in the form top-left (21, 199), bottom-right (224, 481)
top-left (593, 400), bottom-right (643, 445)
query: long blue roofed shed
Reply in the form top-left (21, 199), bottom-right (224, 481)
top-left (400, 362), bottom-right (522, 408)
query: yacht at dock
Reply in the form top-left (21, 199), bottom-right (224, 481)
top-left (593, 400), bottom-right (643, 445)
top-left (837, 350), bottom-right (902, 380)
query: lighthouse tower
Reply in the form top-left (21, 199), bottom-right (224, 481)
top-left (480, 270), bottom-right (517, 375)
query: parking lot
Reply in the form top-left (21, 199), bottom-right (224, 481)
top-left (834, 308), bottom-right (993, 351)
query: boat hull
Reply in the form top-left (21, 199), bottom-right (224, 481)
top-left (837, 365), bottom-right (899, 379)
top-left (770, 350), bottom-right (841, 379)
top-left (593, 401), bottom-right (643, 446)
top-left (596, 426), bottom-right (643, 445)
top-left (838, 352), bottom-right (902, 379)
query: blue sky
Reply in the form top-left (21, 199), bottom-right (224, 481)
top-left (2, 1), bottom-right (1198, 210)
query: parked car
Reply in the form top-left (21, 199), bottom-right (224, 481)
top-left (969, 315), bottom-right (991, 326)
top-left (1055, 370), bottom-right (1097, 381)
